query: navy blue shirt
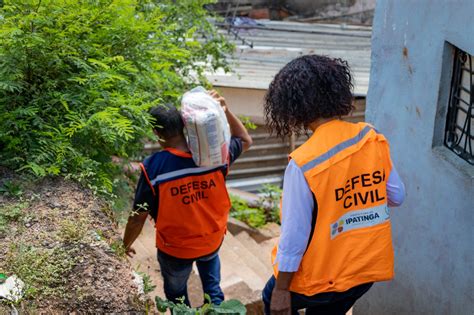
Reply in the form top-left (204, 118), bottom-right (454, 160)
top-left (133, 137), bottom-right (243, 220)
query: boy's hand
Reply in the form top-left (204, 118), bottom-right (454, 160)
top-left (209, 90), bottom-right (227, 112)
top-left (125, 246), bottom-right (136, 258)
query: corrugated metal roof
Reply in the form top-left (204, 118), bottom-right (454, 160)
top-left (206, 20), bottom-right (372, 96)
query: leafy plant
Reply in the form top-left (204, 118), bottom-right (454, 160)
top-left (230, 195), bottom-right (266, 228)
top-left (136, 271), bottom-right (156, 295)
top-left (110, 239), bottom-right (127, 257)
top-left (229, 184), bottom-right (282, 228)
top-left (0, 180), bottom-right (23, 197)
top-left (0, 0), bottom-right (232, 195)
top-left (156, 294), bottom-right (246, 315)
top-left (238, 115), bottom-right (257, 130)
top-left (0, 201), bottom-right (28, 235)
top-left (257, 184), bottom-right (282, 224)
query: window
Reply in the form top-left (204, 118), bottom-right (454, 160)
top-left (444, 47), bottom-right (474, 165)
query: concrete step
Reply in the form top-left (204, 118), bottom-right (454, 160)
top-left (233, 153), bottom-right (288, 165)
top-left (224, 281), bottom-right (264, 315)
top-left (229, 165), bottom-right (286, 176)
top-left (223, 232), bottom-right (273, 283)
top-left (219, 233), bottom-right (268, 292)
top-left (226, 188), bottom-right (260, 203)
top-left (227, 176), bottom-right (283, 193)
top-left (235, 231), bottom-right (276, 269)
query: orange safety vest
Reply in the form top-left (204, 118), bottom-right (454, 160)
top-left (272, 120), bottom-right (394, 296)
top-left (141, 152), bottom-right (231, 259)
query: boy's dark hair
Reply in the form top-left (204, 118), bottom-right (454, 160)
top-left (149, 103), bottom-right (184, 138)
top-left (264, 55), bottom-right (354, 138)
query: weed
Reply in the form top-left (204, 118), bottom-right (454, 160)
top-left (0, 201), bottom-right (28, 236)
top-left (110, 240), bottom-right (127, 258)
top-left (5, 244), bottom-right (77, 300)
top-left (136, 271), bottom-right (156, 295)
top-left (58, 218), bottom-right (88, 243)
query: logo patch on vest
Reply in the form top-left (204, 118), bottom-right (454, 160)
top-left (331, 204), bottom-right (390, 239)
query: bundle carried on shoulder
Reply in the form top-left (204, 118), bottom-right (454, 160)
top-left (181, 87), bottom-right (231, 167)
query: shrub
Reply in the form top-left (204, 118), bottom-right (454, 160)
top-left (0, 0), bottom-right (232, 194)
top-left (229, 184), bottom-right (282, 228)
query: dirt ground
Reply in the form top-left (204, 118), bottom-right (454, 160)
top-left (0, 169), bottom-right (147, 314)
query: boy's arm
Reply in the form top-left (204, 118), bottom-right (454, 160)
top-left (209, 90), bottom-right (253, 152)
top-left (123, 169), bottom-right (156, 257)
top-left (123, 211), bottom-right (148, 257)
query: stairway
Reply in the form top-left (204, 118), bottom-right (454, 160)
top-left (124, 214), bottom-right (278, 313)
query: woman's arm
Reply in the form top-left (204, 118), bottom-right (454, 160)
top-left (271, 160), bottom-right (314, 314)
top-left (387, 166), bottom-right (406, 207)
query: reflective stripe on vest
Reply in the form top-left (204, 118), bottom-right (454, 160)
top-left (143, 164), bottom-right (230, 259)
top-left (272, 120), bottom-right (394, 296)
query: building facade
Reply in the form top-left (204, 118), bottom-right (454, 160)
top-left (358, 0), bottom-right (474, 314)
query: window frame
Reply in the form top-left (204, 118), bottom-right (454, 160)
top-left (444, 47), bottom-right (474, 165)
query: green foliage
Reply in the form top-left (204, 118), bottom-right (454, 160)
top-left (110, 239), bottom-right (127, 257)
top-left (0, 179), bottom-right (23, 197)
top-left (257, 184), bottom-right (282, 225)
top-left (156, 294), bottom-right (246, 315)
top-left (136, 271), bottom-right (156, 294)
top-left (238, 115), bottom-right (257, 130)
top-left (229, 184), bottom-right (282, 228)
top-left (0, 0), bottom-right (232, 194)
top-left (0, 201), bottom-right (28, 235)
top-left (5, 244), bottom-right (77, 300)
top-left (230, 195), bottom-right (266, 228)
top-left (58, 218), bottom-right (88, 243)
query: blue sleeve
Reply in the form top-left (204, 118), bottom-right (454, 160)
top-left (228, 136), bottom-right (243, 165)
top-left (274, 159), bottom-right (314, 272)
top-left (387, 166), bottom-right (406, 207)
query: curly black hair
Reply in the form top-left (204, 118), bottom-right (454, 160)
top-left (264, 55), bottom-right (354, 138)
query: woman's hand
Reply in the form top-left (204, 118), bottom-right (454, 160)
top-left (271, 288), bottom-right (292, 314)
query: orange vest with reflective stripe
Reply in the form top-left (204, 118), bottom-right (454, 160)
top-left (272, 120), bottom-right (394, 296)
top-left (141, 151), bottom-right (231, 259)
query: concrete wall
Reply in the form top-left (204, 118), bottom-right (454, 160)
top-left (357, 1), bottom-right (474, 314)
top-left (218, 86), bottom-right (267, 124)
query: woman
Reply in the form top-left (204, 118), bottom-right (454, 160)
top-left (262, 55), bottom-right (405, 315)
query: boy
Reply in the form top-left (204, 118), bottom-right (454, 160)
top-left (262, 55), bottom-right (406, 314)
top-left (123, 90), bottom-right (252, 305)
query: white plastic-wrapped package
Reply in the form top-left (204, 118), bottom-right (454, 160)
top-left (181, 87), bottom-right (231, 167)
